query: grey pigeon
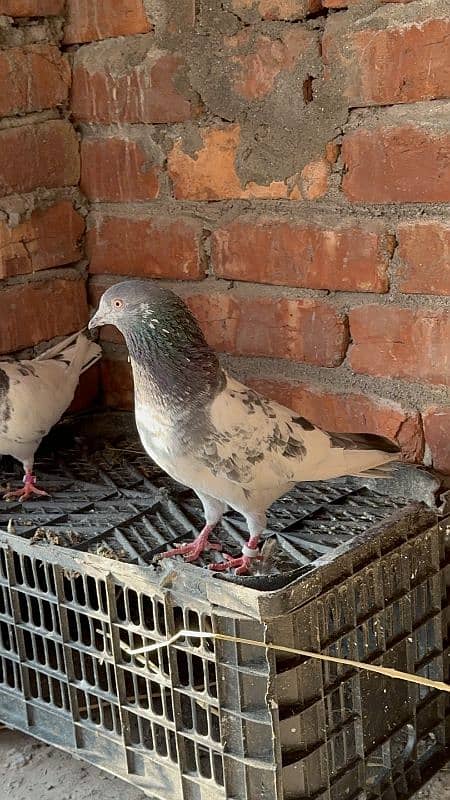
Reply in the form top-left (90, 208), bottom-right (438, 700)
top-left (0, 331), bottom-right (101, 502)
top-left (89, 280), bottom-right (400, 574)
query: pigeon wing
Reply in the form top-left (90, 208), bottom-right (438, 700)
top-left (197, 375), bottom-right (311, 490)
top-left (201, 375), bottom-right (399, 490)
top-left (0, 334), bottom-right (101, 458)
top-left (0, 359), bottom-right (78, 451)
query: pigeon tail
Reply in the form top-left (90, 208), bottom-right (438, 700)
top-left (34, 330), bottom-right (82, 361)
top-left (327, 431), bottom-right (399, 454)
top-left (34, 332), bottom-right (102, 376)
top-left (347, 466), bottom-right (397, 479)
top-left (331, 443), bottom-right (399, 480)
top-left (291, 429), bottom-right (401, 483)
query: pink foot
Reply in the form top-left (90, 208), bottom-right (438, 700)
top-left (209, 544), bottom-right (261, 576)
top-left (4, 473), bottom-right (49, 503)
top-left (156, 525), bottom-right (221, 563)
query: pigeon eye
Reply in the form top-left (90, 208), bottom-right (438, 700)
top-left (113, 299), bottom-right (124, 309)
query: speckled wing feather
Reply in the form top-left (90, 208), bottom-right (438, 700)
top-left (198, 375), bottom-right (398, 494)
top-left (136, 372), bottom-right (398, 517)
top-left (198, 377), bottom-right (307, 488)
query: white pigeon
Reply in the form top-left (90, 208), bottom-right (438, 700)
top-left (0, 331), bottom-right (101, 501)
top-left (89, 280), bottom-right (400, 575)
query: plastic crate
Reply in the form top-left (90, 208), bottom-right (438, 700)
top-left (0, 422), bottom-right (448, 800)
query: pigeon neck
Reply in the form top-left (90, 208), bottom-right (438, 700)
top-left (125, 328), bottom-right (223, 410)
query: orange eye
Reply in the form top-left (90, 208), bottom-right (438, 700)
top-left (113, 298), bottom-right (123, 309)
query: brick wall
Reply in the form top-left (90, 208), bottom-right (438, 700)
top-left (0, 0), bottom-right (98, 408)
top-left (1, 0), bottom-right (450, 470)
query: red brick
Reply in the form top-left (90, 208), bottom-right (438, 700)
top-left (68, 364), bottom-right (101, 414)
top-left (247, 378), bottom-right (423, 461)
top-left (87, 215), bottom-right (203, 280)
top-left (225, 28), bottom-right (318, 100)
top-left (230, 0), bottom-right (321, 20)
top-left (0, 121), bottom-right (79, 197)
top-left (0, 45), bottom-right (70, 117)
top-left (342, 117), bottom-right (450, 203)
top-left (81, 137), bottom-right (160, 202)
top-left (0, 201), bottom-right (84, 278)
top-left (0, 0), bottom-right (63, 14)
top-left (323, 0), bottom-right (416, 7)
top-left (212, 218), bottom-right (392, 292)
top-left (101, 357), bottom-right (133, 410)
top-left (397, 221), bottom-right (450, 295)
top-left (300, 159), bottom-right (330, 200)
top-left (72, 36), bottom-right (193, 123)
top-left (186, 292), bottom-right (348, 366)
top-left (325, 141), bottom-right (340, 164)
top-left (168, 125), bottom-right (292, 200)
top-left (64, 0), bottom-right (151, 44)
top-left (324, 17), bottom-right (450, 107)
top-left (423, 407), bottom-right (450, 474)
top-left (0, 278), bottom-right (88, 354)
top-left (349, 305), bottom-right (450, 386)
top-left (99, 356), bottom-right (422, 462)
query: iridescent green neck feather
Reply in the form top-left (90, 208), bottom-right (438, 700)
top-left (121, 297), bottom-right (224, 409)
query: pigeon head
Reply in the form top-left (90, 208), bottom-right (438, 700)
top-left (89, 280), bottom-right (208, 346)
top-left (89, 280), bottom-right (175, 332)
top-left (89, 280), bottom-right (223, 405)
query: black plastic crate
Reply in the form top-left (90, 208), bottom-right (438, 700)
top-left (0, 418), bottom-right (448, 800)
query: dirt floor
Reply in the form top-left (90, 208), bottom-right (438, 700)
top-left (415, 773), bottom-right (450, 800)
top-left (0, 729), bottom-right (448, 800)
top-left (0, 730), bottom-right (147, 800)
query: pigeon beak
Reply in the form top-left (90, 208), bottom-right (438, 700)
top-left (88, 311), bottom-right (105, 331)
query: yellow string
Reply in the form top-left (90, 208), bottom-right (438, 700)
top-left (125, 629), bottom-right (450, 694)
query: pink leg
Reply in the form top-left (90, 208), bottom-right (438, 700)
top-left (209, 535), bottom-right (261, 576)
top-left (156, 524), bottom-right (222, 563)
top-left (4, 470), bottom-right (49, 503)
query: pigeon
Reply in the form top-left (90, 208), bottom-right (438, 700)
top-left (0, 331), bottom-right (101, 502)
top-left (89, 280), bottom-right (400, 575)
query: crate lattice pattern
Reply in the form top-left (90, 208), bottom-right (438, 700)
top-left (0, 434), bottom-right (412, 577)
top-left (0, 430), bottom-right (447, 800)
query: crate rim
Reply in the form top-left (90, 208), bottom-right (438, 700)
top-left (0, 502), bottom-right (437, 622)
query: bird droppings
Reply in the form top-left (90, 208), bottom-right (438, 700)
top-left (95, 543), bottom-right (129, 561)
top-left (29, 527), bottom-right (82, 546)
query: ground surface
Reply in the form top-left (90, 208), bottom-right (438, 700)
top-left (414, 772), bottom-right (450, 799)
top-left (0, 729), bottom-right (448, 800)
top-left (0, 730), bottom-right (147, 800)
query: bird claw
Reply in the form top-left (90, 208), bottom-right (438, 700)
top-left (209, 551), bottom-right (261, 576)
top-left (184, 541), bottom-right (221, 562)
top-left (3, 483), bottom-right (49, 503)
top-left (156, 527), bottom-right (221, 563)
